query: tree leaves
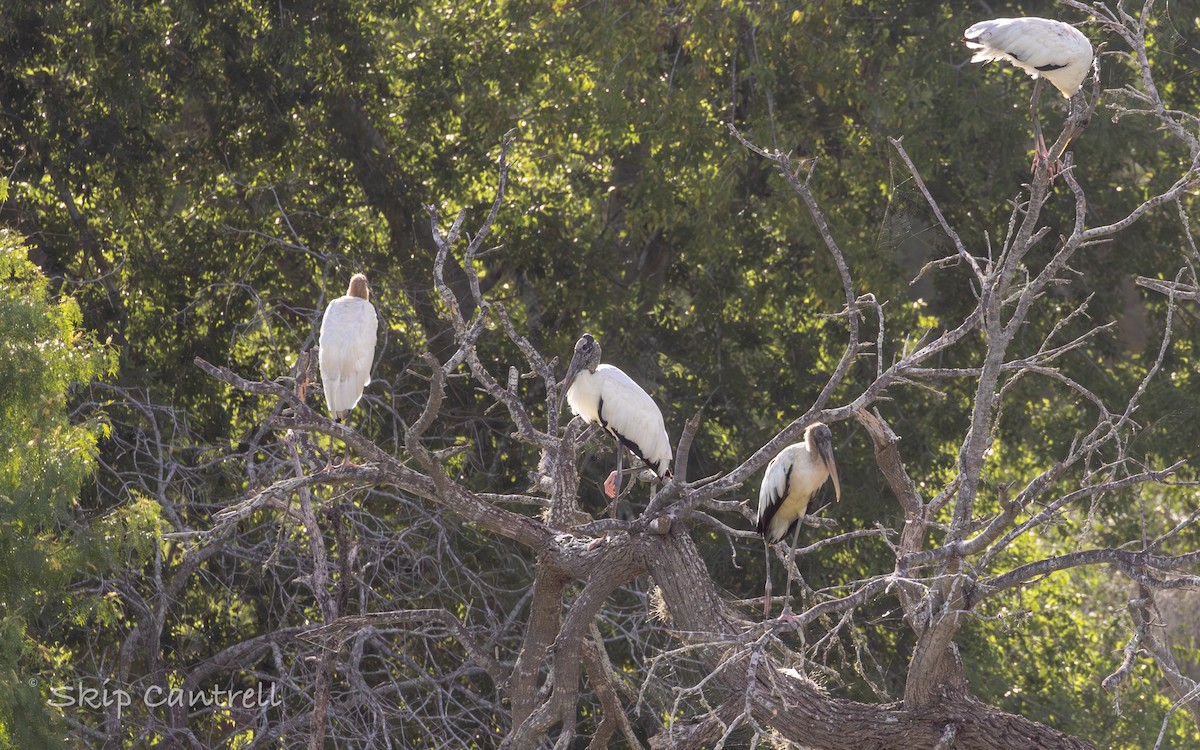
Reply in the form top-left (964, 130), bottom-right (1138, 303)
top-left (2, 0), bottom-right (1199, 746)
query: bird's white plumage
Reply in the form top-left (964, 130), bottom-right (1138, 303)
top-left (567, 364), bottom-right (673, 477)
top-left (319, 294), bottom-right (377, 420)
top-left (964, 17), bottom-right (1093, 98)
top-left (757, 423), bottom-right (842, 545)
top-left (758, 443), bottom-right (831, 543)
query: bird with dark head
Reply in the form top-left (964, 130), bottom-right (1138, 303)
top-left (560, 333), bottom-right (673, 499)
top-left (318, 273), bottom-right (378, 469)
top-left (757, 422), bottom-right (842, 617)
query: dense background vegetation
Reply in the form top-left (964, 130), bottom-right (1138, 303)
top-left (1, 0), bottom-right (1198, 747)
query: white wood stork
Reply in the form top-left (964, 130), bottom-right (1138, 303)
top-left (963, 17), bottom-right (1094, 171)
top-left (757, 422), bottom-right (841, 617)
top-left (318, 273), bottom-right (378, 468)
top-left (964, 18), bottom-right (1093, 98)
top-left (560, 333), bottom-right (673, 499)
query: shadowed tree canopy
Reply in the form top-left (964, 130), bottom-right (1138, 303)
top-left (1, 0), bottom-right (1199, 747)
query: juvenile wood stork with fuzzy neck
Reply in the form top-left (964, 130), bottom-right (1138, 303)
top-left (560, 333), bottom-right (673, 499)
top-left (757, 422), bottom-right (841, 618)
top-left (963, 17), bottom-right (1094, 171)
top-left (318, 273), bottom-right (378, 469)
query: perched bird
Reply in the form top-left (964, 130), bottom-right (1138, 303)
top-left (757, 422), bottom-right (841, 617)
top-left (963, 17), bottom-right (1094, 171)
top-left (964, 17), bottom-right (1093, 98)
top-left (560, 333), bottom-right (673, 499)
top-left (318, 273), bottom-right (378, 468)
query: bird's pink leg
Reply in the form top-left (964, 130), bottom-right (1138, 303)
top-left (604, 447), bottom-right (625, 500)
top-left (763, 539), bottom-right (774, 619)
top-left (765, 541), bottom-right (802, 626)
top-left (319, 417), bottom-right (345, 473)
top-left (603, 471), bottom-right (620, 498)
top-left (320, 418), bottom-right (361, 471)
top-left (1027, 78), bottom-right (1065, 178)
top-left (776, 521), bottom-right (804, 621)
top-left (1031, 128), bottom-right (1048, 172)
top-left (602, 468), bottom-right (639, 517)
top-left (1029, 77), bottom-right (1050, 174)
top-left (321, 451), bottom-right (350, 472)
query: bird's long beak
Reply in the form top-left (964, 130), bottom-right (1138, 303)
top-left (819, 441), bottom-right (842, 502)
top-left (558, 354), bottom-right (583, 414)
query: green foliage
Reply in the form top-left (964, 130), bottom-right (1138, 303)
top-left (962, 562), bottom-right (1199, 748)
top-left (0, 0), bottom-right (1197, 746)
top-left (0, 231), bottom-right (117, 749)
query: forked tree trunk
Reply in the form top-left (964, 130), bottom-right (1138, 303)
top-left (643, 525), bottom-right (1096, 750)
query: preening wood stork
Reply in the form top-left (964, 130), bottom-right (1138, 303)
top-left (561, 333), bottom-right (673, 500)
top-left (757, 422), bottom-right (841, 618)
top-left (963, 17), bottom-right (1094, 171)
top-left (318, 273), bottom-right (378, 468)
top-left (964, 18), bottom-right (1093, 99)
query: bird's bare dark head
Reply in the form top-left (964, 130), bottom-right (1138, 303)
top-left (806, 422), bottom-right (832, 446)
top-left (348, 274), bottom-right (370, 301)
top-left (574, 333), bottom-right (601, 368)
top-left (806, 422), bottom-right (841, 502)
top-left (560, 333), bottom-right (601, 410)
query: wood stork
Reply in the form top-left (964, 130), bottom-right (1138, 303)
top-left (560, 333), bottom-right (673, 499)
top-left (757, 422), bottom-right (841, 617)
top-left (963, 17), bottom-right (1094, 171)
top-left (318, 273), bottom-right (378, 468)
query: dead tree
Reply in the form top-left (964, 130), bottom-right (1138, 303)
top-left (83, 3), bottom-right (1197, 748)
